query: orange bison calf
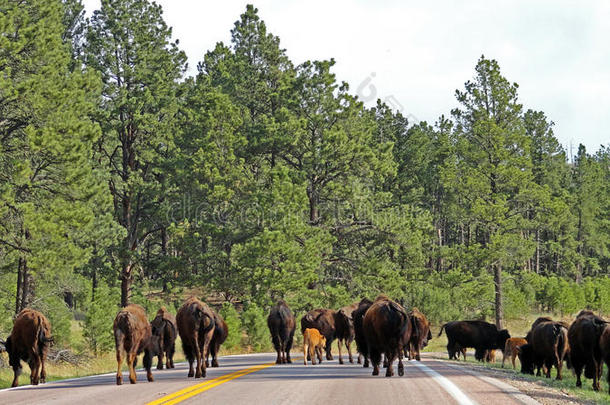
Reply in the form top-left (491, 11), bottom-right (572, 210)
top-left (2, 309), bottom-right (52, 387)
top-left (303, 328), bottom-right (327, 365)
top-left (176, 297), bottom-right (215, 378)
top-left (502, 337), bottom-right (527, 368)
top-left (113, 304), bottom-right (159, 385)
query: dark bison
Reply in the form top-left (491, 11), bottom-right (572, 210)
top-left (301, 309), bottom-right (336, 361)
top-left (438, 320), bottom-right (510, 361)
top-left (151, 307), bottom-right (176, 370)
top-left (519, 319), bottom-right (569, 379)
top-left (176, 297), bottom-right (215, 378)
top-left (207, 310), bottom-right (228, 368)
top-left (267, 300), bottom-right (296, 364)
top-left (600, 325), bottom-right (610, 394)
top-left (335, 303), bottom-right (358, 364)
top-left (113, 304), bottom-right (159, 385)
top-left (353, 298), bottom-right (373, 367)
top-left (363, 296), bottom-right (411, 377)
top-left (408, 307), bottom-right (432, 361)
top-left (568, 310), bottom-right (607, 390)
top-left (1, 309), bottom-right (52, 387)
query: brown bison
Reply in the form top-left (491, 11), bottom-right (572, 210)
top-left (353, 298), bottom-right (373, 367)
top-left (151, 307), bottom-right (176, 370)
top-left (207, 310), bottom-right (228, 368)
top-left (113, 304), bottom-right (159, 385)
top-left (301, 308), bottom-right (336, 361)
top-left (502, 337), bottom-right (527, 368)
top-left (267, 300), bottom-right (296, 364)
top-left (600, 325), bottom-right (610, 394)
top-left (176, 297), bottom-right (215, 378)
top-left (408, 307), bottom-right (432, 361)
top-left (519, 319), bottom-right (569, 379)
top-left (303, 328), bottom-right (327, 365)
top-left (362, 296), bottom-right (411, 377)
top-left (438, 320), bottom-right (510, 361)
top-left (335, 303), bottom-right (358, 364)
top-left (568, 311), bottom-right (607, 390)
top-left (2, 309), bottom-right (52, 387)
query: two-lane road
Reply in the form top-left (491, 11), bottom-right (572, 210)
top-left (0, 353), bottom-right (540, 404)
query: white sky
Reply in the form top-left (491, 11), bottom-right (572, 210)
top-left (82, 0), bottom-right (610, 154)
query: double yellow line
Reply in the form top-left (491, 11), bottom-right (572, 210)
top-left (147, 361), bottom-right (275, 405)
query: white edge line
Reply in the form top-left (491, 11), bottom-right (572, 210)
top-left (442, 362), bottom-right (541, 405)
top-left (412, 360), bottom-right (479, 405)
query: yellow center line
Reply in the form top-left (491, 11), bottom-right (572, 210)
top-left (146, 361), bottom-right (276, 405)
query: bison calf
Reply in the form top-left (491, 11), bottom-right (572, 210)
top-left (113, 304), bottom-right (159, 385)
top-left (301, 309), bottom-right (336, 361)
top-left (502, 337), bottom-right (527, 369)
top-left (303, 328), bottom-right (326, 365)
top-left (267, 300), bottom-right (296, 364)
top-left (151, 307), bottom-right (176, 370)
top-left (3, 309), bottom-right (52, 387)
top-left (176, 297), bottom-right (215, 378)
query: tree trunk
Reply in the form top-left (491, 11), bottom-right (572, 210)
top-left (15, 256), bottom-right (24, 314)
top-left (535, 229), bottom-right (540, 274)
top-left (20, 258), bottom-right (30, 311)
top-left (120, 260), bottom-right (132, 307)
top-left (494, 264), bottom-right (503, 329)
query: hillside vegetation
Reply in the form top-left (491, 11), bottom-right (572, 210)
top-left (1, 0), bottom-right (609, 358)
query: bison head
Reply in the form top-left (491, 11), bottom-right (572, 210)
top-left (496, 329), bottom-right (510, 351)
top-left (517, 344), bottom-right (535, 375)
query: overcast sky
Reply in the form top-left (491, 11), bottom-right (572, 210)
top-left (82, 0), bottom-right (609, 154)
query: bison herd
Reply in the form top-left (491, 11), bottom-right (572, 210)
top-left (1, 300), bottom-right (610, 396)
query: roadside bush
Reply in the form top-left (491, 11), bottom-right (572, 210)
top-left (219, 302), bottom-right (242, 350)
top-left (82, 283), bottom-right (120, 354)
top-left (241, 303), bottom-right (271, 352)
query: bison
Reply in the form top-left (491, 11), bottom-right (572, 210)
top-left (353, 298), bottom-right (373, 367)
top-left (207, 310), bottom-right (228, 368)
top-left (2, 309), bottom-right (52, 387)
top-left (502, 337), bottom-right (527, 368)
top-left (600, 325), bottom-right (610, 394)
top-left (301, 308), bottom-right (336, 361)
top-left (151, 307), bottom-right (176, 370)
top-left (519, 319), bottom-right (569, 379)
top-left (335, 303), bottom-right (358, 364)
top-left (113, 304), bottom-right (159, 385)
top-left (408, 307), bottom-right (432, 361)
top-left (438, 320), bottom-right (510, 361)
top-left (568, 311), bottom-right (607, 390)
top-left (267, 300), bottom-right (296, 364)
top-left (303, 328), bottom-right (327, 365)
top-left (362, 296), bottom-right (411, 377)
top-left (176, 297), bottom-right (215, 378)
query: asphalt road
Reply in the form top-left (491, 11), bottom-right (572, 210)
top-left (0, 353), bottom-right (541, 405)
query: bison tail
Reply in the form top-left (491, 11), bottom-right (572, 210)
top-left (437, 324), bottom-right (446, 337)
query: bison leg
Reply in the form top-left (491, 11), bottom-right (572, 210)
top-left (385, 353), bottom-right (395, 377)
top-left (169, 342), bottom-right (176, 368)
top-left (157, 350), bottom-right (164, 370)
top-left (303, 342), bottom-right (308, 365)
top-left (398, 352), bottom-right (405, 377)
top-left (316, 345), bottom-right (324, 364)
top-left (338, 339), bottom-right (343, 364)
top-left (40, 355), bottom-right (47, 384)
top-left (286, 334), bottom-right (294, 364)
top-left (357, 353), bottom-right (362, 364)
top-left (193, 332), bottom-right (202, 378)
top-left (11, 362), bottom-right (22, 388)
top-left (116, 348), bottom-right (124, 385)
top-left (273, 334), bottom-right (282, 364)
top-left (347, 340), bottom-right (354, 364)
top-left (212, 342), bottom-right (220, 367)
top-left (29, 351), bottom-right (41, 385)
top-left (127, 352), bottom-right (138, 384)
top-left (201, 331), bottom-right (213, 377)
top-left (370, 350), bottom-right (381, 376)
top-left (325, 339), bottom-right (333, 361)
top-left (144, 348), bottom-right (154, 382)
